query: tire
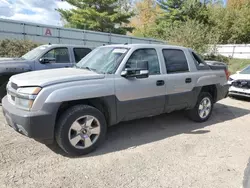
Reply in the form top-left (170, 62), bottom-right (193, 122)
top-left (0, 81), bottom-right (8, 102)
top-left (188, 92), bottom-right (214, 122)
top-left (55, 105), bottom-right (107, 156)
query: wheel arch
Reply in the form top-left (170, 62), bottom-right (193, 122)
top-left (56, 96), bottom-right (116, 127)
top-left (200, 85), bottom-right (217, 103)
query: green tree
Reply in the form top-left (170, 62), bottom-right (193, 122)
top-left (227, 0), bottom-right (250, 8)
top-left (129, 0), bottom-right (163, 37)
top-left (154, 0), bottom-right (211, 39)
top-left (157, 0), bottom-right (216, 25)
top-left (157, 0), bottom-right (186, 24)
top-left (136, 0), bottom-right (222, 53)
top-left (129, 0), bottom-right (250, 53)
top-left (208, 4), bottom-right (250, 44)
top-left (231, 6), bottom-right (250, 43)
top-left (182, 0), bottom-right (210, 24)
top-left (164, 19), bottom-right (218, 54)
top-left (58, 0), bottom-right (134, 34)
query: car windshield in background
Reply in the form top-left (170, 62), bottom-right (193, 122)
top-left (76, 47), bottom-right (129, 74)
top-left (240, 66), bottom-right (250, 74)
top-left (22, 45), bottom-right (50, 60)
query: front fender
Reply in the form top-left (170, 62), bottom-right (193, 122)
top-left (46, 84), bottom-right (113, 103)
top-left (32, 78), bottom-right (115, 111)
top-left (0, 63), bottom-right (32, 75)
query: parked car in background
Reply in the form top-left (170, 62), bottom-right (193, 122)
top-left (2, 44), bottom-right (229, 156)
top-left (0, 44), bottom-right (92, 100)
top-left (228, 65), bottom-right (250, 97)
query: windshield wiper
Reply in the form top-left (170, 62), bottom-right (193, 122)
top-left (82, 66), bottom-right (98, 73)
top-left (74, 64), bottom-right (81, 68)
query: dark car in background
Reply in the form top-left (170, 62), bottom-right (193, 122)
top-left (0, 44), bottom-right (92, 100)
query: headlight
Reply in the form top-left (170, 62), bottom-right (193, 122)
top-left (229, 77), bottom-right (234, 81)
top-left (15, 87), bottom-right (42, 110)
top-left (17, 87), bottom-right (41, 95)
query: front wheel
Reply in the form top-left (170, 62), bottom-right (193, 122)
top-left (55, 105), bottom-right (107, 156)
top-left (0, 81), bottom-right (8, 102)
top-left (188, 92), bottom-right (213, 122)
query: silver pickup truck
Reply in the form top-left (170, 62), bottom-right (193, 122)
top-left (2, 44), bottom-right (229, 156)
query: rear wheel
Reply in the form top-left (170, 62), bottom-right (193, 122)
top-left (188, 92), bottom-right (213, 122)
top-left (55, 105), bottom-right (107, 156)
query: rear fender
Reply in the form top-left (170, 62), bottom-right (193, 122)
top-left (195, 71), bottom-right (227, 87)
top-left (196, 74), bottom-right (218, 87)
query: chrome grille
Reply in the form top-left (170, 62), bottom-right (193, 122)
top-left (7, 82), bottom-right (18, 104)
top-left (232, 80), bottom-right (250, 89)
top-left (11, 82), bottom-right (18, 90)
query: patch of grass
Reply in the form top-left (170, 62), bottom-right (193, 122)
top-left (228, 58), bottom-right (250, 74)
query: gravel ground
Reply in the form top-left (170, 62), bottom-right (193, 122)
top-left (1, 97), bottom-right (250, 188)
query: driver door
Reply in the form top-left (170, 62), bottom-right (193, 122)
top-left (35, 47), bottom-right (72, 70)
top-left (115, 48), bottom-right (166, 122)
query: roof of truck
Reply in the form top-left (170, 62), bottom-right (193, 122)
top-left (41, 44), bottom-right (93, 48)
top-left (40, 43), bottom-right (188, 50)
top-left (101, 43), bottom-right (188, 50)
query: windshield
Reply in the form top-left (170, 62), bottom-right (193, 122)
top-left (76, 47), bottom-right (129, 74)
top-left (22, 45), bottom-right (49, 60)
top-left (240, 65), bottom-right (250, 74)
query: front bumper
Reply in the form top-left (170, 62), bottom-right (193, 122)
top-left (2, 96), bottom-right (60, 143)
top-left (228, 86), bottom-right (250, 97)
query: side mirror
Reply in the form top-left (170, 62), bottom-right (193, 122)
top-left (121, 60), bottom-right (149, 79)
top-left (236, 71), bottom-right (240, 74)
top-left (39, 57), bottom-right (55, 64)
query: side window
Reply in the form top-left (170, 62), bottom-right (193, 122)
top-left (162, 49), bottom-right (189, 73)
top-left (192, 52), bottom-right (206, 67)
top-left (73, 48), bottom-right (92, 63)
top-left (43, 48), bottom-right (70, 63)
top-left (125, 49), bottom-right (160, 75)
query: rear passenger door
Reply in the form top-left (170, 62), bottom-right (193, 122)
top-left (162, 49), bottom-right (195, 111)
top-left (73, 48), bottom-right (92, 63)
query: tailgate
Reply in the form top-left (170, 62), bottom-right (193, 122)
top-left (205, 61), bottom-right (228, 71)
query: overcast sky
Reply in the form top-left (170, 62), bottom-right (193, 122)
top-left (0, 0), bottom-right (74, 26)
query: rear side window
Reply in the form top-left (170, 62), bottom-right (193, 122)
top-left (162, 49), bottom-right (189, 73)
top-left (192, 52), bottom-right (206, 66)
top-left (73, 48), bottom-right (92, 63)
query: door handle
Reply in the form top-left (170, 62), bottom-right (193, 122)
top-left (185, 78), bottom-right (192, 83)
top-left (64, 66), bottom-right (69, 68)
top-left (156, 80), bottom-right (165, 86)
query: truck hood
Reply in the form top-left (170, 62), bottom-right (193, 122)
top-left (0, 58), bottom-right (33, 75)
top-left (230, 73), bottom-right (250, 80)
top-left (10, 68), bottom-right (105, 87)
top-left (0, 57), bottom-right (25, 63)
